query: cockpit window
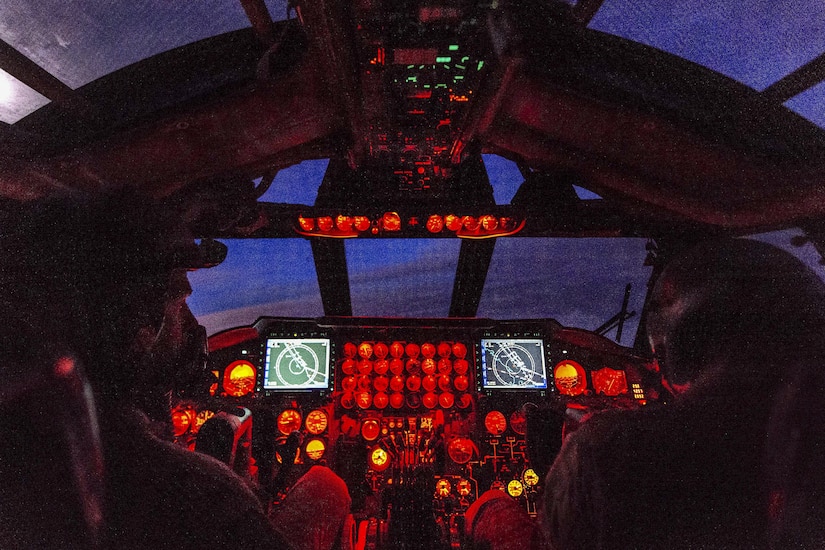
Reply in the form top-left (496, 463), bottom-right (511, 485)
top-left (482, 155), bottom-right (522, 205)
top-left (0, 69), bottom-right (49, 123)
top-left (477, 238), bottom-right (651, 343)
top-left (347, 239), bottom-right (461, 317)
top-left (188, 239), bottom-right (323, 334)
top-left (258, 160), bottom-right (329, 205)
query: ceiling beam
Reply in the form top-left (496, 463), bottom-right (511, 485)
top-left (762, 51), bottom-right (825, 103)
top-left (238, 0), bottom-right (277, 47)
top-left (0, 39), bottom-right (74, 102)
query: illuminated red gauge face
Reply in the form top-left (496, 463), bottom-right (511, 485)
top-left (406, 393), bottom-right (421, 408)
top-left (390, 342), bottom-right (405, 358)
top-left (554, 360), bottom-right (587, 396)
top-left (357, 360), bottom-right (373, 375)
top-left (390, 375), bottom-right (405, 392)
top-left (370, 447), bottom-right (391, 471)
top-left (374, 359), bottom-right (389, 375)
top-left (406, 375), bottom-right (421, 392)
top-left (423, 392), bottom-right (438, 408)
top-left (340, 392), bottom-right (355, 409)
top-left (437, 358), bottom-right (452, 374)
top-left (448, 438), bottom-right (475, 464)
top-left (405, 343), bottom-right (420, 359)
top-left (361, 419), bottom-right (380, 441)
top-left (422, 375), bottom-right (437, 392)
top-left (452, 342), bottom-right (467, 359)
top-left (390, 359), bottom-right (404, 375)
top-left (509, 410), bottom-right (527, 435)
top-left (438, 375), bottom-right (452, 391)
top-left (453, 359), bottom-right (469, 375)
top-left (485, 411), bottom-right (507, 435)
top-left (457, 479), bottom-right (472, 497)
top-left (223, 361), bottom-right (256, 397)
top-left (305, 410), bottom-right (328, 434)
top-left (592, 367), bottom-right (629, 397)
top-left (426, 215), bottom-right (444, 234)
top-left (373, 392), bottom-right (389, 409)
top-left (343, 342), bottom-right (357, 358)
top-left (358, 342), bottom-right (373, 359)
top-left (437, 342), bottom-right (452, 358)
top-left (305, 439), bottom-right (326, 461)
top-left (357, 375), bottom-right (372, 391)
top-left (278, 409), bottom-right (302, 435)
top-left (341, 359), bottom-right (356, 375)
top-left (171, 406), bottom-right (195, 437)
top-left (356, 391), bottom-right (373, 409)
top-left (193, 409), bottom-right (215, 435)
top-left (390, 392), bottom-right (404, 409)
top-left (457, 393), bottom-right (473, 409)
top-left (373, 376), bottom-right (389, 392)
top-left (435, 479), bottom-right (452, 498)
top-left (374, 342), bottom-right (389, 359)
top-left (422, 358), bottom-right (436, 375)
top-left (454, 375), bottom-right (469, 392)
top-left (341, 376), bottom-right (356, 392)
top-left (439, 392), bottom-right (454, 409)
top-left (406, 359), bottom-right (421, 375)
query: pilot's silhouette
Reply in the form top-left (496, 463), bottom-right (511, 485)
top-left (540, 238), bottom-right (825, 549)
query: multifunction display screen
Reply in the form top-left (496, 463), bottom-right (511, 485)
top-left (262, 338), bottom-right (331, 391)
top-left (480, 338), bottom-right (548, 390)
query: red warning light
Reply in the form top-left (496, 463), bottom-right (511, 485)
top-left (426, 215), bottom-right (444, 233)
top-left (298, 217), bottom-right (315, 231)
top-left (317, 216), bottom-right (334, 232)
top-left (336, 215), bottom-right (353, 231)
top-left (445, 214), bottom-right (462, 232)
top-left (480, 215), bottom-right (498, 231)
top-left (354, 216), bottom-right (371, 232)
top-left (382, 212), bottom-right (402, 231)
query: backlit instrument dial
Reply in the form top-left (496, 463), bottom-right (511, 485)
top-left (370, 447), bottom-right (390, 471)
top-left (509, 410), bottom-right (527, 435)
top-left (223, 360), bottom-right (256, 397)
top-left (361, 418), bottom-right (380, 441)
top-left (507, 479), bottom-right (524, 498)
top-left (305, 438), bottom-right (326, 461)
top-left (448, 438), bottom-right (475, 464)
top-left (554, 360), bottom-right (587, 396)
top-left (457, 479), bottom-right (472, 497)
top-left (484, 411), bottom-right (507, 435)
top-left (435, 479), bottom-right (452, 498)
top-left (523, 469), bottom-right (540, 487)
top-left (277, 409), bottom-right (302, 435)
top-left (305, 410), bottom-right (328, 434)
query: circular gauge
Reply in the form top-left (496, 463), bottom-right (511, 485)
top-left (358, 342), bottom-right (373, 359)
top-left (370, 447), bottom-right (391, 471)
top-left (390, 342), bottom-right (405, 358)
top-left (356, 391), bottom-right (372, 409)
top-left (390, 358), bottom-right (404, 375)
top-left (452, 342), bottom-right (467, 359)
top-left (374, 342), bottom-right (389, 359)
top-left (270, 342), bottom-right (324, 387)
top-left (423, 392), bottom-right (438, 408)
top-left (374, 359), bottom-right (389, 375)
top-left (390, 375), bottom-right (405, 392)
top-left (373, 375), bottom-right (389, 392)
top-left (523, 469), bottom-right (540, 487)
top-left (457, 479), bottom-right (472, 497)
top-left (340, 392), bottom-right (355, 409)
top-left (485, 411), bottom-right (507, 435)
top-left (341, 359), bottom-right (356, 375)
top-left (277, 409), bottom-right (303, 435)
top-left (171, 406), bottom-right (195, 437)
top-left (487, 342), bottom-right (544, 387)
top-left (437, 358), bottom-right (452, 374)
top-left (357, 360), bottom-right (373, 375)
top-left (421, 343), bottom-right (436, 358)
top-left (390, 392), bottom-right (404, 409)
top-left (439, 392), bottom-right (454, 408)
top-left (491, 480), bottom-right (505, 492)
top-left (406, 393), bottom-right (421, 408)
top-left (448, 438), bottom-right (475, 464)
top-left (454, 375), bottom-right (469, 392)
top-left (373, 392), bottom-right (389, 409)
top-left (421, 358), bottom-right (436, 375)
top-left (509, 410), bottom-right (527, 435)
top-left (405, 343), bottom-right (420, 359)
top-left (437, 342), bottom-right (452, 358)
top-left (507, 479), bottom-right (524, 498)
top-left (438, 375), bottom-right (452, 391)
top-left (406, 359), bottom-right (421, 375)
top-left (193, 409), bottom-right (215, 434)
top-left (422, 375), bottom-right (437, 392)
top-left (406, 375), bottom-right (421, 392)
top-left (453, 359), bottom-right (469, 375)
top-left (554, 360), bottom-right (587, 397)
top-left (361, 418), bottom-right (380, 441)
top-left (357, 375), bottom-right (372, 391)
top-left (305, 410), bottom-right (328, 434)
top-left (341, 376), bottom-right (356, 392)
top-left (223, 360), bottom-right (256, 397)
top-left (305, 439), bottom-right (326, 461)
top-left (426, 215), bottom-right (444, 233)
top-left (592, 367), bottom-right (629, 397)
top-left (343, 342), bottom-right (357, 358)
top-left (457, 393), bottom-right (473, 409)
top-left (435, 479), bottom-right (452, 498)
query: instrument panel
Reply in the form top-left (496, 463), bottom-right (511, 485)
top-left (178, 317), bottom-right (655, 539)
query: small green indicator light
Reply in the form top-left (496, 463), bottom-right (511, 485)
top-left (448, 44), bottom-right (459, 51)
top-left (436, 56), bottom-right (452, 63)
top-left (461, 56), bottom-right (470, 63)
top-left (455, 64), bottom-right (466, 70)
top-left (477, 61), bottom-right (484, 70)
top-left (454, 75), bottom-right (464, 80)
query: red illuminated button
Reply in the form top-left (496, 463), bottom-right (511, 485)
top-left (422, 375), bottom-right (437, 392)
top-left (373, 392), bottom-right (389, 409)
top-left (374, 342), bottom-right (389, 359)
top-left (405, 343), bottom-right (420, 359)
top-left (373, 376), bottom-right (389, 392)
top-left (358, 360), bottom-right (373, 375)
top-left (390, 375), bottom-right (405, 392)
top-left (452, 343), bottom-right (467, 359)
top-left (390, 342), bottom-right (405, 358)
top-left (343, 342), bottom-right (357, 358)
top-left (341, 376), bottom-right (356, 392)
top-left (390, 392), bottom-right (404, 409)
top-left (439, 392), bottom-right (454, 408)
top-left (406, 375), bottom-right (421, 392)
top-left (437, 342), bottom-right (452, 358)
top-left (421, 343), bottom-right (436, 358)
top-left (438, 375), bottom-right (452, 391)
top-left (341, 359), bottom-right (356, 375)
top-left (406, 359), bottom-right (421, 375)
top-left (362, 419), bottom-right (380, 441)
top-left (390, 359), bottom-right (404, 375)
top-left (454, 375), bottom-right (469, 392)
top-left (374, 359), bottom-right (389, 375)
top-left (453, 359), bottom-right (469, 375)
top-left (422, 358), bottom-right (436, 375)
top-left (437, 358), bottom-right (452, 374)
top-left (423, 392), bottom-right (438, 408)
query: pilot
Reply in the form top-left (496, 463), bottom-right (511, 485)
top-left (0, 191), bottom-right (290, 549)
top-left (538, 238), bottom-right (825, 549)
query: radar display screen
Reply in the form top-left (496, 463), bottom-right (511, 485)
top-left (262, 338), bottom-right (331, 391)
top-left (480, 339), bottom-right (548, 390)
